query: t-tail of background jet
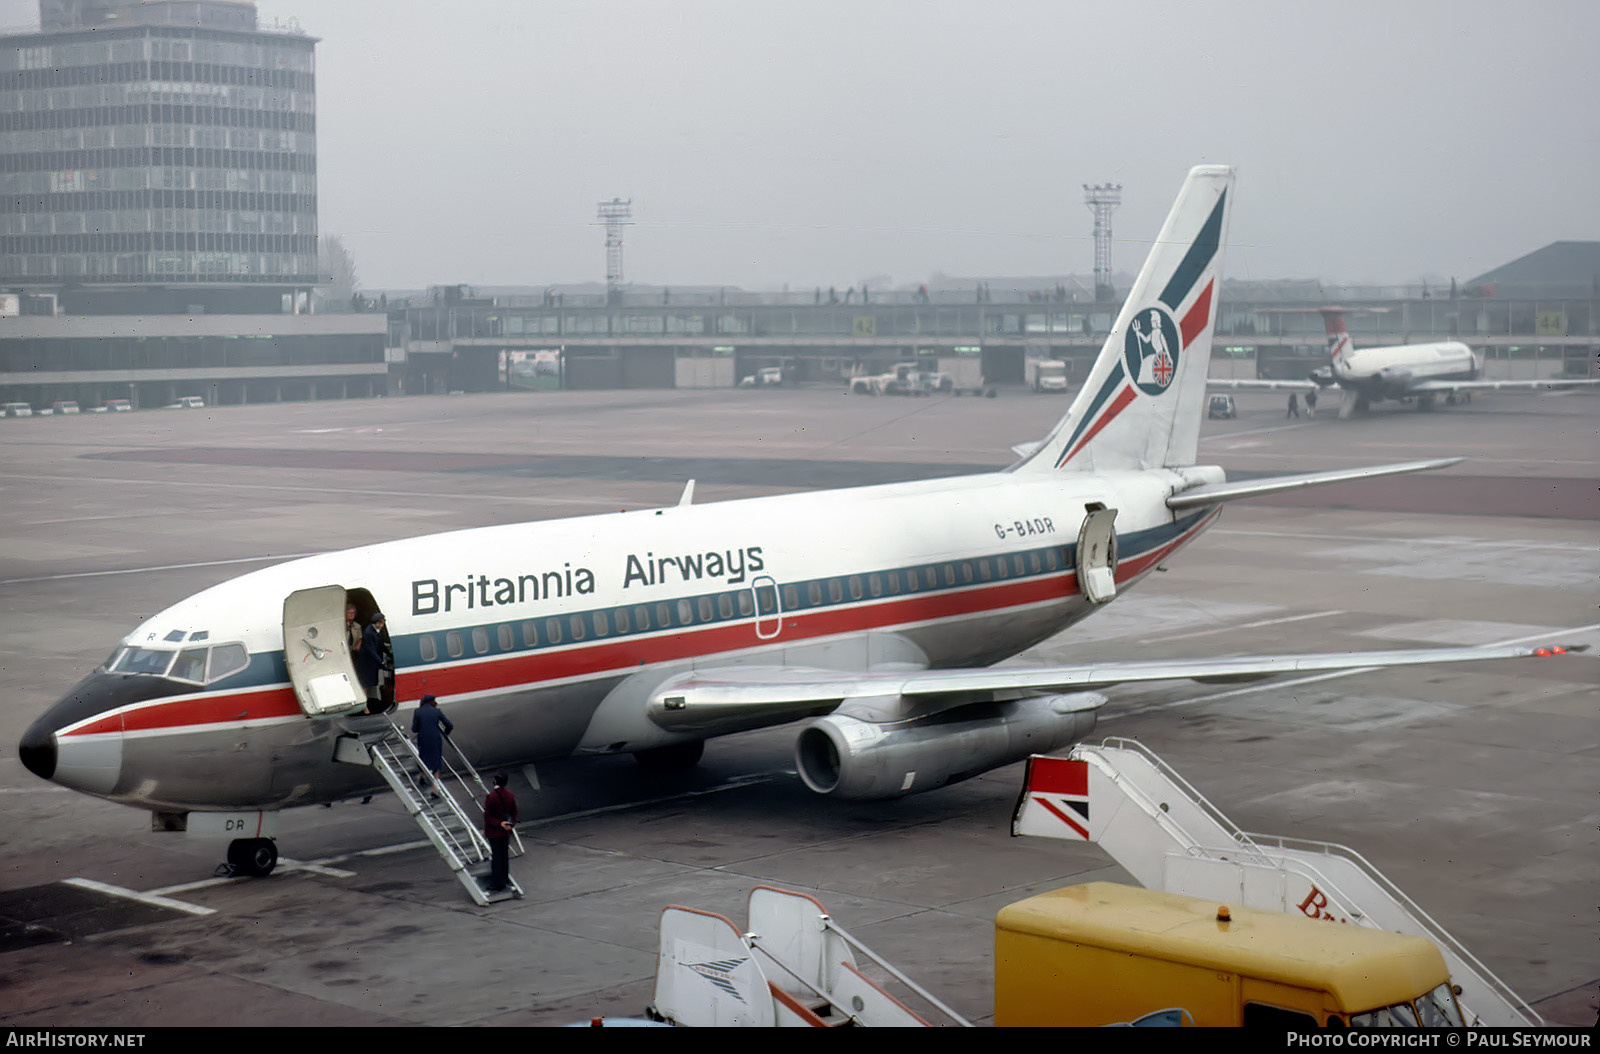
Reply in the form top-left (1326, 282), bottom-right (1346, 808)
top-left (1016, 165), bottom-right (1233, 475)
top-left (1320, 307), bottom-right (1355, 375)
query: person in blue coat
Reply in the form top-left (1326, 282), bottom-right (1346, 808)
top-left (411, 694), bottom-right (454, 787)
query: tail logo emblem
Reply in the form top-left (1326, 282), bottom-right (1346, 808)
top-left (1125, 306), bottom-right (1181, 395)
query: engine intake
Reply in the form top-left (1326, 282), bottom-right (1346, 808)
top-left (794, 693), bottom-right (1104, 800)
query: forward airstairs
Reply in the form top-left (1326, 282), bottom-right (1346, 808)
top-left (1013, 737), bottom-right (1541, 1027)
top-left (651, 885), bottom-right (972, 1027)
top-left (361, 717), bottom-right (524, 906)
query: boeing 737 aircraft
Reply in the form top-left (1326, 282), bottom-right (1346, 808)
top-left (18, 167), bottom-right (1575, 878)
top-left (1211, 307), bottom-right (1599, 417)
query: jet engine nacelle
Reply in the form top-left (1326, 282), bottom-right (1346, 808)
top-left (793, 693), bottom-right (1104, 800)
top-left (1376, 366), bottom-right (1414, 399)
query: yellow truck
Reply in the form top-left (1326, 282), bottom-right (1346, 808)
top-left (995, 883), bottom-right (1463, 1027)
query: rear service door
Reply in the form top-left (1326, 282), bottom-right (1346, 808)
top-left (1076, 507), bottom-right (1119, 604)
top-left (283, 585), bottom-right (365, 716)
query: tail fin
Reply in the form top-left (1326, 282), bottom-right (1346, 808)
top-left (1016, 165), bottom-right (1233, 473)
top-left (1319, 307), bottom-right (1353, 365)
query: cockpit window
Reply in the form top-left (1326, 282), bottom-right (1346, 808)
top-left (113, 647), bottom-right (176, 676)
top-left (170, 648), bottom-right (208, 683)
top-left (109, 643), bottom-right (249, 684)
top-left (207, 644), bottom-right (249, 682)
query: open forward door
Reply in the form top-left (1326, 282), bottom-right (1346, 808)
top-left (1076, 506), bottom-right (1119, 604)
top-left (283, 585), bottom-right (366, 716)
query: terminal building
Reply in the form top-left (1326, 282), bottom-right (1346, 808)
top-left (390, 242), bottom-right (1600, 395)
top-left (0, 0), bottom-right (385, 411)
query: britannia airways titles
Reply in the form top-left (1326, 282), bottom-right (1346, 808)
top-left (411, 545), bottom-right (766, 617)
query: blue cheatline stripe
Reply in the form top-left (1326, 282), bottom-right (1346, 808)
top-left (1054, 362), bottom-right (1127, 467)
top-left (1157, 188), bottom-right (1226, 310)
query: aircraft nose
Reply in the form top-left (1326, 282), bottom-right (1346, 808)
top-left (19, 671), bottom-right (142, 797)
top-left (18, 716), bottom-right (57, 781)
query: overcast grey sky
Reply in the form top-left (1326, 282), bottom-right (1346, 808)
top-left (4, 0), bottom-right (1595, 290)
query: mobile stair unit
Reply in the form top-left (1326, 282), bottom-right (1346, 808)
top-left (1013, 737), bottom-right (1540, 1027)
top-left (651, 885), bottom-right (972, 1027)
top-left (360, 717), bottom-right (524, 906)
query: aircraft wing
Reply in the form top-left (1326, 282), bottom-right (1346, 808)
top-left (1409, 377), bottom-right (1600, 394)
top-left (644, 641), bottom-right (1580, 734)
top-left (1208, 378), bottom-right (1318, 391)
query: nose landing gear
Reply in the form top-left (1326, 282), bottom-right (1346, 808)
top-left (225, 837), bottom-right (279, 877)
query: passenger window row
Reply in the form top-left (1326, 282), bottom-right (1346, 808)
top-left (411, 545), bottom-right (1069, 665)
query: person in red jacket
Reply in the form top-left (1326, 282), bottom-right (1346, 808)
top-left (484, 771), bottom-right (520, 896)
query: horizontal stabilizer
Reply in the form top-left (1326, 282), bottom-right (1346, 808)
top-left (1166, 457), bottom-right (1462, 510)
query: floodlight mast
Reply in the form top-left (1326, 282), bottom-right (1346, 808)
top-left (1083, 183), bottom-right (1122, 302)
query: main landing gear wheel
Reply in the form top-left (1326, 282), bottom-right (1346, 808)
top-left (227, 837), bottom-right (278, 877)
top-left (633, 740), bottom-right (705, 772)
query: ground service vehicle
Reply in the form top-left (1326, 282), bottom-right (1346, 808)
top-left (50, 400), bottom-right (80, 415)
top-left (1029, 358), bottom-right (1070, 392)
top-left (1, 401), bottom-right (33, 417)
top-left (1207, 394), bottom-right (1237, 419)
top-left (740, 367), bottom-right (784, 387)
top-left (995, 883), bottom-right (1463, 1027)
top-left (101, 399), bottom-right (132, 412)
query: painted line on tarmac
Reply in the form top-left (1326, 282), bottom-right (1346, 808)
top-left (0, 470), bottom-right (644, 507)
top-left (0, 553), bottom-right (323, 585)
top-left (1145, 609), bottom-right (1344, 645)
top-left (65, 876), bottom-right (216, 916)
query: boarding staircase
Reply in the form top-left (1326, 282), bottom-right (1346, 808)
top-left (651, 885), bottom-right (972, 1027)
top-left (1012, 737), bottom-right (1540, 1027)
top-left (362, 717), bottom-right (524, 906)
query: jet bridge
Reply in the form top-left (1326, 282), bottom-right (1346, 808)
top-left (1012, 738), bottom-right (1542, 1027)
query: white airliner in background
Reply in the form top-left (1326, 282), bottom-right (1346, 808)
top-left (19, 167), bottom-right (1575, 877)
top-left (1211, 306), bottom-right (1600, 417)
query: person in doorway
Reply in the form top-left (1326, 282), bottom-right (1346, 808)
top-left (353, 611), bottom-right (381, 702)
top-left (345, 601), bottom-right (362, 656)
top-left (358, 613), bottom-right (390, 713)
top-left (484, 771), bottom-right (520, 896)
top-left (411, 693), bottom-right (454, 793)
top-left (371, 613), bottom-right (396, 714)
top-left (1287, 392), bottom-right (1300, 418)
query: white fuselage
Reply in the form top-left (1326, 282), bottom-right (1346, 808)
top-left (1332, 340), bottom-right (1478, 398)
top-left (32, 466), bottom-right (1221, 812)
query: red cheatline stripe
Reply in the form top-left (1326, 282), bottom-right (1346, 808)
top-left (1026, 756), bottom-right (1088, 796)
top-left (1059, 384), bottom-right (1138, 467)
top-left (68, 685), bottom-right (301, 737)
top-left (1034, 795), bottom-right (1090, 840)
top-left (1180, 278), bottom-right (1215, 349)
top-left (67, 513), bottom-right (1219, 737)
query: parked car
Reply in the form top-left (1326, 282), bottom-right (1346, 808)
top-left (100, 399), bottom-right (133, 412)
top-left (1207, 394), bottom-right (1237, 419)
top-left (1, 401), bottom-right (33, 417)
top-left (50, 400), bottom-right (80, 415)
top-left (163, 396), bottom-right (206, 409)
